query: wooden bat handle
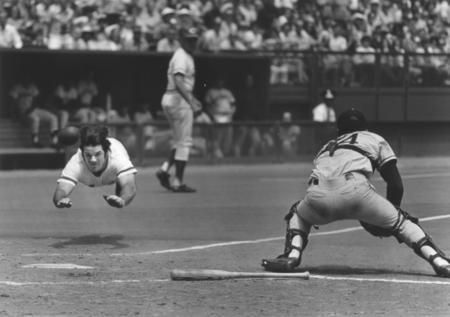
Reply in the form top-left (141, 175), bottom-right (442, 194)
top-left (170, 269), bottom-right (310, 281)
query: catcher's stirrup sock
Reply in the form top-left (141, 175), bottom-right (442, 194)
top-left (288, 235), bottom-right (302, 258)
top-left (421, 246), bottom-right (449, 267)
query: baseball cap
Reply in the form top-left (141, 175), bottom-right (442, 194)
top-left (179, 27), bottom-right (199, 39)
top-left (161, 7), bottom-right (175, 16)
top-left (177, 8), bottom-right (191, 16)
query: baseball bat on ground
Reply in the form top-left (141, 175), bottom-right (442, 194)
top-left (170, 269), bottom-right (310, 281)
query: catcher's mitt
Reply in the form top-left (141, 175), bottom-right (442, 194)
top-left (360, 207), bottom-right (419, 238)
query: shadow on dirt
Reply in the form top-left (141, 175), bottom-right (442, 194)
top-left (50, 234), bottom-right (129, 249)
top-left (301, 265), bottom-right (432, 277)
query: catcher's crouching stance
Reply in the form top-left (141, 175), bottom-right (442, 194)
top-left (262, 109), bottom-right (450, 277)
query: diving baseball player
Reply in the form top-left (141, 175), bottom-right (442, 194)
top-left (156, 27), bottom-right (201, 193)
top-left (262, 108), bottom-right (450, 277)
top-left (53, 125), bottom-right (137, 209)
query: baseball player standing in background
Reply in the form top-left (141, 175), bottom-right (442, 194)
top-left (53, 125), bottom-right (137, 209)
top-left (262, 109), bottom-right (450, 277)
top-left (156, 27), bottom-right (201, 193)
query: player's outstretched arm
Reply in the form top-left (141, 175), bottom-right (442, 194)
top-left (379, 160), bottom-right (404, 207)
top-left (104, 173), bottom-right (136, 208)
top-left (53, 181), bottom-right (75, 208)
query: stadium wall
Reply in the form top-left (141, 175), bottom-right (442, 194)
top-left (0, 49), bottom-right (271, 119)
top-left (2, 50), bottom-right (450, 121)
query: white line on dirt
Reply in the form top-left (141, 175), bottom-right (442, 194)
top-left (2, 276), bottom-right (450, 287)
top-left (310, 274), bottom-right (450, 285)
top-left (0, 279), bottom-right (170, 286)
top-left (20, 214), bottom-right (450, 257)
top-left (259, 171), bottom-right (450, 182)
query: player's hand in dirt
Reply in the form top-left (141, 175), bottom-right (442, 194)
top-left (56, 197), bottom-right (72, 208)
top-left (103, 195), bottom-right (125, 208)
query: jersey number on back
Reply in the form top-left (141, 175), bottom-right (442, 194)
top-left (326, 133), bottom-right (358, 156)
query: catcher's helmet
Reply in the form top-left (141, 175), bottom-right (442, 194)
top-left (337, 108), bottom-right (368, 135)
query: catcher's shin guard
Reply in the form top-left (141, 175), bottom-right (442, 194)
top-left (262, 201), bottom-right (308, 272)
top-left (412, 235), bottom-right (450, 277)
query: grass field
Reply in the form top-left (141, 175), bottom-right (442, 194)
top-left (0, 157), bottom-right (450, 316)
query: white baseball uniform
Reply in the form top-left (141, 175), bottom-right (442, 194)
top-left (57, 137), bottom-right (137, 187)
top-left (298, 130), bottom-right (403, 231)
top-left (161, 47), bottom-right (195, 161)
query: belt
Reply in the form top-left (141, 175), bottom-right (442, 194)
top-left (308, 173), bottom-right (356, 186)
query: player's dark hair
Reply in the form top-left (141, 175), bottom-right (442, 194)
top-left (79, 125), bottom-right (111, 152)
top-left (337, 108), bottom-right (368, 135)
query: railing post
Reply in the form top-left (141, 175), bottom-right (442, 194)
top-left (403, 52), bottom-right (410, 121)
top-left (136, 123), bottom-right (144, 166)
top-left (374, 52), bottom-right (381, 120)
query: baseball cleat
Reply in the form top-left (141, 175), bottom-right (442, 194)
top-left (433, 264), bottom-right (450, 278)
top-left (156, 170), bottom-right (172, 190)
top-left (171, 184), bottom-right (197, 193)
top-left (261, 255), bottom-right (301, 272)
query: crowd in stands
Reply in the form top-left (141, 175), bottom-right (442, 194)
top-left (1, 0), bottom-right (450, 86)
top-left (6, 0), bottom-right (450, 151)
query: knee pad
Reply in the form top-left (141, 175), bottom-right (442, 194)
top-left (389, 208), bottom-right (421, 244)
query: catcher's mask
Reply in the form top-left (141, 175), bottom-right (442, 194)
top-left (337, 108), bottom-right (368, 135)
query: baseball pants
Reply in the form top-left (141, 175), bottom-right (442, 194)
top-left (162, 93), bottom-right (193, 161)
top-left (28, 108), bottom-right (59, 134)
top-left (297, 172), bottom-right (425, 246)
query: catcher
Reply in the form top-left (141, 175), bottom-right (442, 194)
top-left (262, 108), bottom-right (450, 277)
top-left (53, 125), bottom-right (137, 209)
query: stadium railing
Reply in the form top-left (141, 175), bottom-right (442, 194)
top-left (102, 120), bottom-right (450, 166)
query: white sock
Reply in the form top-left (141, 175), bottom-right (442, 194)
top-left (172, 177), bottom-right (181, 188)
top-left (421, 246), bottom-right (450, 266)
top-left (161, 162), bottom-right (169, 172)
top-left (288, 235), bottom-right (302, 258)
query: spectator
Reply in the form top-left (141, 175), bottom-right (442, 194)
top-left (10, 78), bottom-right (59, 147)
top-left (312, 89), bottom-right (336, 122)
top-left (49, 79), bottom-right (79, 130)
top-left (353, 35), bottom-right (376, 86)
top-left (107, 105), bottom-right (136, 153)
top-left (232, 74), bottom-right (267, 157)
top-left (176, 7), bottom-right (195, 31)
top-left (236, 0), bottom-right (258, 28)
top-left (0, 10), bottom-right (22, 48)
top-left (154, 7), bottom-right (177, 41)
top-left (133, 103), bottom-right (155, 151)
top-left (204, 78), bottom-right (236, 158)
top-left (198, 16), bottom-right (225, 52)
top-left (75, 71), bottom-right (100, 123)
top-left (156, 25), bottom-right (180, 52)
top-left (277, 111), bottom-right (301, 156)
top-left (47, 21), bottom-right (75, 50)
top-left (134, 2), bottom-right (161, 35)
top-left (237, 22), bottom-right (264, 50)
top-left (320, 21), bottom-right (352, 87)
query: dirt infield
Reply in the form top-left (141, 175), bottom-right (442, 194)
top-left (0, 158), bottom-right (450, 316)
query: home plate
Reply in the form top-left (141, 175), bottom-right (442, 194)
top-left (22, 263), bottom-right (94, 269)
